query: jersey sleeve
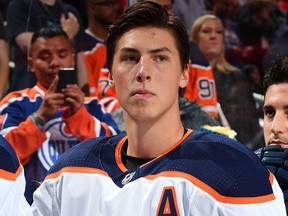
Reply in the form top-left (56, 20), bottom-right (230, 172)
top-left (0, 135), bottom-right (30, 216)
top-left (0, 93), bottom-right (47, 165)
top-left (84, 43), bottom-right (107, 96)
top-left (63, 99), bottom-right (120, 139)
top-left (96, 69), bottom-right (121, 112)
top-left (184, 63), bottom-right (218, 118)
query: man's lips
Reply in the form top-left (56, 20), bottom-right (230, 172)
top-left (269, 139), bottom-right (288, 146)
top-left (130, 89), bottom-right (154, 98)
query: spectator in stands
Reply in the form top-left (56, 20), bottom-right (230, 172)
top-left (243, 64), bottom-right (262, 95)
top-left (237, 0), bottom-right (286, 78)
top-left (264, 25), bottom-right (288, 71)
top-left (0, 27), bottom-right (119, 204)
top-left (6, 0), bottom-right (89, 95)
top-left (83, 0), bottom-right (121, 96)
top-left (173, 0), bottom-right (207, 33)
top-left (190, 14), bottom-right (262, 148)
top-left (0, 11), bottom-right (9, 99)
top-left (255, 56), bottom-right (288, 214)
top-left (211, 0), bottom-right (245, 69)
top-left (61, 0), bottom-right (88, 28)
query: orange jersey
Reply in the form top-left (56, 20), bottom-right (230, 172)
top-left (184, 63), bottom-right (218, 118)
top-left (84, 43), bottom-right (107, 96)
top-left (183, 41), bottom-right (218, 118)
top-left (96, 69), bottom-right (121, 112)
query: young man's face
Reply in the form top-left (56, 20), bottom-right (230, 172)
top-left (109, 27), bottom-right (188, 121)
top-left (28, 35), bottom-right (75, 89)
top-left (263, 83), bottom-right (288, 148)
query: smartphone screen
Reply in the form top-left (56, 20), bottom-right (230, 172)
top-left (56, 68), bottom-right (78, 92)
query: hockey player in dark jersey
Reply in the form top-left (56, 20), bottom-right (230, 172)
top-left (0, 135), bottom-right (29, 215)
top-left (255, 56), bottom-right (288, 214)
top-left (0, 1), bottom-right (286, 215)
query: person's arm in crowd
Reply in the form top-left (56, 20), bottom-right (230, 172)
top-left (60, 12), bottom-right (79, 40)
top-left (0, 76), bottom-right (118, 165)
top-left (61, 83), bottom-right (119, 139)
top-left (0, 39), bottom-right (9, 99)
top-left (0, 77), bottom-right (65, 165)
top-left (15, 11), bottom-right (79, 53)
top-left (15, 32), bottom-right (33, 54)
top-left (76, 51), bottom-right (89, 95)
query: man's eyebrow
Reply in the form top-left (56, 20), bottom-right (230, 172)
top-left (38, 49), bottom-right (50, 54)
top-left (58, 47), bottom-right (71, 52)
top-left (120, 47), bottom-right (139, 53)
top-left (263, 105), bottom-right (273, 110)
top-left (263, 104), bottom-right (288, 110)
top-left (147, 47), bottom-right (171, 54)
top-left (119, 47), bottom-right (171, 54)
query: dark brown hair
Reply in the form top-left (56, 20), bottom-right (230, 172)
top-left (106, 1), bottom-right (189, 72)
top-left (263, 56), bottom-right (288, 96)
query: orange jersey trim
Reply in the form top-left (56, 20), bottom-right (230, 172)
top-left (45, 167), bottom-right (108, 180)
top-left (145, 171), bottom-right (276, 204)
top-left (115, 129), bottom-right (193, 172)
top-left (0, 165), bottom-right (23, 181)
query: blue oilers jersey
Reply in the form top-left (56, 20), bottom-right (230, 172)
top-left (0, 83), bottom-right (119, 203)
top-left (30, 129), bottom-right (286, 215)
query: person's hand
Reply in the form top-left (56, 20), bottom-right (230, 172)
top-left (36, 76), bottom-right (65, 120)
top-left (62, 84), bottom-right (85, 117)
top-left (60, 12), bottom-right (79, 39)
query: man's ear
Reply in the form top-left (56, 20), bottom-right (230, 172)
top-left (27, 57), bottom-right (35, 74)
top-left (108, 73), bottom-right (115, 88)
top-left (179, 64), bottom-right (189, 88)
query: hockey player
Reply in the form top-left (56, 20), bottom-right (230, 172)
top-left (0, 1), bottom-right (285, 215)
top-left (0, 135), bottom-right (29, 216)
top-left (255, 56), bottom-right (288, 214)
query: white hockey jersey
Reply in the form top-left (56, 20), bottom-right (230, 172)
top-left (28, 129), bottom-right (286, 215)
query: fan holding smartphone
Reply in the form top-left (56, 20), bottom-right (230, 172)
top-left (0, 27), bottom-right (120, 204)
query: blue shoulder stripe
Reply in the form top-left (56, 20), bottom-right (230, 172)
top-left (0, 135), bottom-right (19, 173)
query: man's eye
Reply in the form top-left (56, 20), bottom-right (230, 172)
top-left (122, 56), bottom-right (137, 62)
top-left (155, 56), bottom-right (167, 62)
top-left (39, 55), bottom-right (51, 61)
top-left (264, 109), bottom-right (275, 118)
top-left (59, 51), bottom-right (70, 58)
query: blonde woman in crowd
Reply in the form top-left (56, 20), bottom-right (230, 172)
top-left (190, 14), bottom-right (262, 149)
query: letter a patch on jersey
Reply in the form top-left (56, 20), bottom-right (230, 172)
top-left (156, 186), bottom-right (180, 216)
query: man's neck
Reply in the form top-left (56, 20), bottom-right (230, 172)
top-left (124, 114), bottom-right (185, 159)
top-left (40, 0), bottom-right (56, 6)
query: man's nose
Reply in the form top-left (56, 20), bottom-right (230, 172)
top-left (135, 58), bottom-right (151, 82)
top-left (271, 113), bottom-right (286, 135)
top-left (50, 55), bottom-right (61, 69)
